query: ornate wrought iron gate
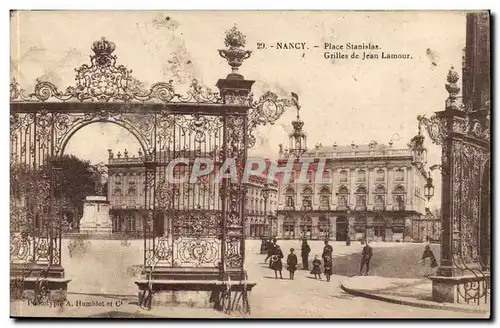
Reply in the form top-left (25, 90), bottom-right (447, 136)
top-left (418, 12), bottom-right (490, 305)
top-left (10, 27), bottom-right (299, 312)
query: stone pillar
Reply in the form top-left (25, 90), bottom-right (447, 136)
top-left (387, 167), bottom-right (394, 206)
top-left (367, 168), bottom-right (374, 206)
top-left (295, 216), bottom-right (302, 239)
top-left (311, 216), bottom-right (319, 239)
top-left (350, 168), bottom-right (356, 207)
top-left (330, 216), bottom-right (337, 241)
top-left (348, 215), bottom-right (356, 241)
top-left (332, 168), bottom-right (338, 208)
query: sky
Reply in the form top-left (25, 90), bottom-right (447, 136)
top-left (10, 10), bottom-right (467, 208)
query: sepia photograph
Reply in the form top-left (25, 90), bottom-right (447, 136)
top-left (9, 10), bottom-right (491, 319)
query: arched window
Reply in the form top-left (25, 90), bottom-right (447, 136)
top-left (300, 216), bottom-right (313, 239)
top-left (393, 185), bottom-right (406, 210)
top-left (337, 185), bottom-right (349, 210)
top-left (301, 186), bottom-right (313, 211)
top-left (319, 186), bottom-right (331, 210)
top-left (355, 186), bottom-right (367, 211)
top-left (357, 170), bottom-right (366, 183)
top-left (318, 216), bottom-right (331, 239)
top-left (285, 187), bottom-right (295, 210)
top-left (339, 170), bottom-right (348, 183)
top-left (374, 185), bottom-right (386, 210)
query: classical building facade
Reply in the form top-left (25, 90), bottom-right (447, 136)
top-left (105, 149), bottom-right (277, 238)
top-left (275, 142), bottom-right (428, 242)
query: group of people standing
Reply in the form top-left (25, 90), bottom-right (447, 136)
top-left (263, 237), bottom-right (334, 281)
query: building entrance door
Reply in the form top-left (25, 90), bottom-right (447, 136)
top-left (336, 216), bottom-right (348, 241)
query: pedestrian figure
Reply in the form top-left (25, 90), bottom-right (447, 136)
top-left (301, 238), bottom-right (311, 270)
top-left (265, 238), bottom-right (274, 266)
top-left (260, 237), bottom-right (267, 255)
top-left (270, 240), bottom-right (284, 279)
top-left (323, 254), bottom-right (333, 282)
top-left (360, 240), bottom-right (373, 276)
top-left (322, 239), bottom-right (333, 263)
top-left (421, 245), bottom-right (438, 276)
top-left (310, 255), bottom-right (322, 280)
top-left (346, 235), bottom-right (351, 246)
top-left (287, 248), bottom-right (298, 280)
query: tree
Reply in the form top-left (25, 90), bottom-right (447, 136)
top-left (10, 155), bottom-right (106, 234)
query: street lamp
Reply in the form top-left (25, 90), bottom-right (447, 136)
top-left (262, 183), bottom-right (271, 237)
top-left (288, 93), bottom-right (307, 158)
top-left (409, 119), bottom-right (428, 170)
top-left (424, 171), bottom-right (435, 202)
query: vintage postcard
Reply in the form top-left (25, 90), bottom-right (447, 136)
top-left (9, 10), bottom-right (491, 318)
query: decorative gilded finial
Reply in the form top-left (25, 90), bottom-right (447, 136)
top-left (91, 37), bottom-right (116, 66)
top-left (218, 25), bottom-right (252, 79)
top-left (92, 37), bottom-right (116, 56)
top-left (445, 65), bottom-right (461, 111)
top-left (447, 65), bottom-right (460, 84)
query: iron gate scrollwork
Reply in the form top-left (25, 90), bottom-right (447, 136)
top-left (11, 26), bottom-right (300, 313)
top-left (419, 62), bottom-right (491, 305)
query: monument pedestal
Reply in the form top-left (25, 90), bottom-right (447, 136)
top-left (79, 196), bottom-right (112, 234)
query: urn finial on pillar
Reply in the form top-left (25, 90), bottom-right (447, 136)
top-left (218, 25), bottom-right (252, 80)
top-left (445, 66), bottom-right (461, 111)
top-left (216, 26), bottom-right (255, 106)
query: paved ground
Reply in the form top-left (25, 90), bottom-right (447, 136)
top-left (11, 239), bottom-right (486, 318)
top-left (341, 276), bottom-right (490, 316)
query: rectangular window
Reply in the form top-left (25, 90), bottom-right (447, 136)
top-left (340, 170), bottom-right (348, 183)
top-left (376, 170), bottom-right (385, 182)
top-left (357, 170), bottom-right (366, 183)
top-left (395, 169), bottom-right (404, 181)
